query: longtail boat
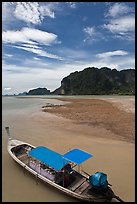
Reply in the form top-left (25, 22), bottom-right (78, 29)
top-left (5, 127), bottom-right (124, 202)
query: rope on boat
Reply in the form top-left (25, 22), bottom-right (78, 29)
top-left (81, 169), bottom-right (90, 177)
top-left (113, 195), bottom-right (125, 202)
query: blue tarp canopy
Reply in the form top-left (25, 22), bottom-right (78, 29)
top-left (63, 148), bottom-right (93, 165)
top-left (28, 146), bottom-right (69, 171)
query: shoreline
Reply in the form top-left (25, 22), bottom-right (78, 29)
top-left (42, 97), bottom-right (135, 144)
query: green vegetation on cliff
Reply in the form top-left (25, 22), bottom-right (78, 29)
top-left (18, 87), bottom-right (50, 95)
top-left (52, 67), bottom-right (135, 95)
top-left (28, 87), bottom-right (50, 95)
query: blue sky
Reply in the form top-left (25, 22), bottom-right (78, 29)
top-left (2, 2), bottom-right (135, 94)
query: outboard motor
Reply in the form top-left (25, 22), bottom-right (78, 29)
top-left (89, 172), bottom-right (108, 190)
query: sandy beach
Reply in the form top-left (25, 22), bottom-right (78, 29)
top-left (42, 97), bottom-right (135, 143)
top-left (2, 96), bottom-right (135, 202)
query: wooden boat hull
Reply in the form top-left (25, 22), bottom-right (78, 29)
top-left (7, 138), bottom-right (124, 202)
top-left (7, 139), bottom-right (93, 201)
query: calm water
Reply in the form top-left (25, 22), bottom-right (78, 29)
top-left (2, 96), bottom-right (135, 202)
top-left (2, 96), bottom-right (76, 202)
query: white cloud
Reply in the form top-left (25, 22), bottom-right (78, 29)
top-left (21, 44), bottom-right (40, 49)
top-left (83, 26), bottom-right (96, 37)
top-left (4, 54), bottom-right (13, 58)
top-left (83, 26), bottom-right (97, 43)
top-left (83, 26), bottom-right (106, 43)
top-left (14, 2), bottom-right (41, 24)
top-left (104, 3), bottom-right (135, 41)
top-left (96, 50), bottom-right (128, 58)
top-left (2, 27), bottom-right (62, 60)
top-left (2, 50), bottom-right (135, 94)
top-left (2, 27), bottom-right (58, 45)
top-left (13, 45), bottom-right (63, 60)
top-left (39, 3), bottom-right (56, 19)
top-left (106, 3), bottom-right (133, 18)
top-left (2, 62), bottom-right (67, 94)
top-left (33, 57), bottom-right (41, 61)
top-left (2, 2), bottom-right (59, 33)
top-left (4, 87), bottom-right (11, 90)
top-left (57, 47), bottom-right (91, 60)
top-left (104, 15), bottom-right (135, 34)
top-left (14, 2), bottom-right (56, 25)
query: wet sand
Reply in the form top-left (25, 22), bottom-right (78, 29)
top-left (2, 96), bottom-right (135, 202)
top-left (42, 97), bottom-right (135, 143)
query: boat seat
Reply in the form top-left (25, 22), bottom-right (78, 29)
top-left (68, 177), bottom-right (86, 191)
top-left (75, 180), bottom-right (90, 194)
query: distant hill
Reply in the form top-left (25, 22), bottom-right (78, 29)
top-left (51, 67), bottom-right (135, 95)
top-left (18, 87), bottom-right (50, 95)
top-left (28, 87), bottom-right (50, 95)
top-left (18, 92), bottom-right (28, 96)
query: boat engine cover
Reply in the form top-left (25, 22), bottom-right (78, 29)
top-left (89, 172), bottom-right (108, 189)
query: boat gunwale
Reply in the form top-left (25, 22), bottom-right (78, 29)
top-left (7, 139), bottom-right (94, 201)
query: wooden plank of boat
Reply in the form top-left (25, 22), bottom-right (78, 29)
top-left (68, 177), bottom-right (86, 191)
top-left (75, 180), bottom-right (90, 194)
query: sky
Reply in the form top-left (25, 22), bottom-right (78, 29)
top-left (2, 2), bottom-right (135, 95)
